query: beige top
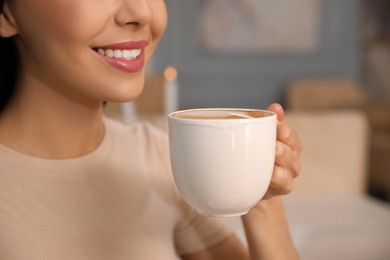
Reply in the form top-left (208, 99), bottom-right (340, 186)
top-left (0, 118), bottom-right (232, 259)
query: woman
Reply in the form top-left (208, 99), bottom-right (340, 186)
top-left (0, 0), bottom-right (302, 259)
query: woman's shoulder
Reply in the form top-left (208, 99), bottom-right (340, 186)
top-left (104, 117), bottom-right (167, 140)
top-left (104, 117), bottom-right (169, 156)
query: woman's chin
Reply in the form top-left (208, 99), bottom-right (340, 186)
top-left (106, 88), bottom-right (144, 103)
top-left (105, 78), bottom-right (145, 103)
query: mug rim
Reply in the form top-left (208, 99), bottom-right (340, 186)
top-left (168, 108), bottom-right (276, 124)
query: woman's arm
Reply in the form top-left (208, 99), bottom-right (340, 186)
top-left (182, 198), bottom-right (298, 260)
top-left (242, 197), bottom-right (299, 260)
top-left (181, 234), bottom-right (249, 260)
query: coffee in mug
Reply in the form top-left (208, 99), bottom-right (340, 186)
top-left (171, 109), bottom-right (270, 120)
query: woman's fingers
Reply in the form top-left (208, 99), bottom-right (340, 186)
top-left (277, 121), bottom-right (303, 154)
top-left (264, 165), bottom-right (294, 199)
top-left (264, 121), bottom-right (302, 198)
top-left (262, 103), bottom-right (303, 198)
top-left (266, 103), bottom-right (285, 121)
top-left (275, 141), bottom-right (301, 178)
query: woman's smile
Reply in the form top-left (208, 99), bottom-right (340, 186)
top-left (92, 40), bottom-right (148, 73)
top-left (97, 49), bottom-right (141, 60)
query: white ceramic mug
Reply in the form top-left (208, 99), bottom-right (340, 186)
top-left (168, 108), bottom-right (277, 217)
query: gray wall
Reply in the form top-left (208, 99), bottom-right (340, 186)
top-left (153, 0), bottom-right (362, 109)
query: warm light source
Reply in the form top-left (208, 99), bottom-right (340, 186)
top-left (164, 66), bottom-right (179, 115)
top-left (164, 66), bottom-right (178, 82)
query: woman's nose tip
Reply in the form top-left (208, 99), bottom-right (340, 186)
top-left (115, 0), bottom-right (152, 27)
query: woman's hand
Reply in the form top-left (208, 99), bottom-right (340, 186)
top-left (264, 103), bottom-right (302, 199)
top-left (238, 104), bottom-right (302, 260)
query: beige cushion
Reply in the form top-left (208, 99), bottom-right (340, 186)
top-left (135, 75), bottom-right (165, 115)
top-left (286, 79), bottom-right (368, 111)
top-left (284, 110), bottom-right (370, 195)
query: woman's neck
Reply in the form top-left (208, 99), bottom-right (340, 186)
top-left (0, 81), bottom-right (106, 159)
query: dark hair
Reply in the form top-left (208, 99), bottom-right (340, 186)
top-left (0, 0), bottom-right (19, 113)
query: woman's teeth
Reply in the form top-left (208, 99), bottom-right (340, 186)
top-left (97, 48), bottom-right (141, 60)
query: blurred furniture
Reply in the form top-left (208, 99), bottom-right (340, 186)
top-left (364, 101), bottom-right (390, 199)
top-left (286, 79), bottom-right (368, 111)
top-left (285, 78), bottom-right (390, 200)
top-left (284, 110), bottom-right (370, 196)
top-left (283, 110), bottom-right (390, 259)
top-left (365, 40), bottom-right (390, 99)
top-left (134, 75), bottom-right (165, 116)
top-left (282, 80), bottom-right (390, 258)
top-left (283, 195), bottom-right (390, 260)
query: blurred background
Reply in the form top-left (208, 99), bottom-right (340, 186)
top-left (154, 0), bottom-right (360, 108)
top-left (150, 0), bottom-right (390, 203)
top-left (105, 0), bottom-right (390, 259)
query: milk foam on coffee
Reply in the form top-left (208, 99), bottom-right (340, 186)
top-left (172, 109), bottom-right (271, 120)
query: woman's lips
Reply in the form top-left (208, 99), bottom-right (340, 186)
top-left (93, 40), bottom-right (148, 73)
